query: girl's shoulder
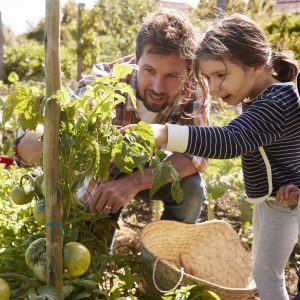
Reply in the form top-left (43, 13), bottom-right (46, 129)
top-left (256, 83), bottom-right (298, 105)
top-left (243, 83), bottom-right (299, 115)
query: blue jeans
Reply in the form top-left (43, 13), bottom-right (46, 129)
top-left (135, 172), bottom-right (206, 223)
top-left (111, 172), bottom-right (206, 224)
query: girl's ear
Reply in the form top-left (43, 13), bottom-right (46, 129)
top-left (253, 64), bottom-right (265, 76)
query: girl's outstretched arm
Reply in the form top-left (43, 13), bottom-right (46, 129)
top-left (120, 124), bottom-right (169, 147)
top-left (149, 124), bottom-right (168, 146)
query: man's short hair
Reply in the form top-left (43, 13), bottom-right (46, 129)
top-left (135, 9), bottom-right (197, 72)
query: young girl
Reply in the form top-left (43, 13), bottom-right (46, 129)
top-left (147, 14), bottom-right (300, 300)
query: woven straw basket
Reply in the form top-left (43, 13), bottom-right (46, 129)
top-left (140, 220), bottom-right (257, 300)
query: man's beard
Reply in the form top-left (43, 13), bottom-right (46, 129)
top-left (143, 90), bottom-right (168, 112)
top-left (138, 88), bottom-right (181, 113)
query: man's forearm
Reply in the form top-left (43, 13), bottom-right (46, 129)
top-left (17, 125), bottom-right (44, 166)
top-left (166, 153), bottom-right (198, 178)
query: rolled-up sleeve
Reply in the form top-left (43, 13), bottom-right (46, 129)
top-left (177, 84), bottom-right (209, 172)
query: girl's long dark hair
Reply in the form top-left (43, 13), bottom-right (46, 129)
top-left (195, 13), bottom-right (298, 85)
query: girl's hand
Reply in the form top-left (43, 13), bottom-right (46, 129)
top-left (276, 184), bottom-right (300, 206)
top-left (149, 124), bottom-right (168, 146)
top-left (119, 124), bottom-right (168, 146)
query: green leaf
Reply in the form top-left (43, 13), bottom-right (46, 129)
top-left (239, 197), bottom-right (253, 224)
top-left (2, 85), bottom-right (31, 124)
top-left (2, 85), bottom-right (44, 130)
top-left (17, 106), bottom-right (40, 130)
top-left (155, 149), bottom-right (168, 161)
top-left (37, 285), bottom-right (62, 300)
top-left (150, 158), bottom-right (172, 198)
top-left (112, 64), bottom-right (134, 80)
top-left (198, 290), bottom-right (221, 300)
top-left (171, 179), bottom-right (183, 204)
top-left (7, 71), bottom-right (19, 83)
top-left (64, 278), bottom-right (98, 289)
top-left (117, 266), bottom-right (135, 289)
top-left (73, 292), bottom-right (92, 300)
top-left (131, 121), bottom-right (155, 146)
top-left (115, 82), bottom-right (136, 109)
top-left (150, 157), bottom-right (183, 204)
top-left (113, 141), bottom-right (131, 173)
top-left (63, 285), bottom-right (76, 299)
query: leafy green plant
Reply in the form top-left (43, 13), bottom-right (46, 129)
top-left (0, 165), bottom-right (44, 275)
top-left (162, 285), bottom-right (220, 300)
top-left (263, 13), bottom-right (300, 60)
top-left (21, 0), bottom-right (159, 79)
top-left (1, 64), bottom-right (183, 297)
top-left (3, 41), bottom-right (45, 82)
top-left (3, 64), bottom-right (182, 204)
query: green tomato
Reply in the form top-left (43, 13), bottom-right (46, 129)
top-left (25, 238), bottom-right (46, 270)
top-left (40, 180), bottom-right (45, 197)
top-left (63, 242), bottom-right (91, 277)
top-left (0, 277), bottom-right (10, 300)
top-left (10, 184), bottom-right (34, 205)
top-left (33, 199), bottom-right (46, 225)
top-left (33, 259), bottom-right (47, 283)
top-left (34, 173), bottom-right (44, 194)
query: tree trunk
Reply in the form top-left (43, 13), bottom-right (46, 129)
top-left (216, 0), bottom-right (227, 11)
top-left (77, 3), bottom-right (85, 81)
top-left (44, 0), bottom-right (63, 296)
top-left (0, 12), bottom-right (5, 81)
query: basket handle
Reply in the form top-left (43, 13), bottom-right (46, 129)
top-left (152, 258), bottom-right (184, 293)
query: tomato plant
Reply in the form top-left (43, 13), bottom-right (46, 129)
top-left (3, 65), bottom-right (182, 206)
top-left (1, 64), bottom-right (183, 298)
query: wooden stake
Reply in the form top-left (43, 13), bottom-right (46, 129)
top-left (44, 0), bottom-right (63, 295)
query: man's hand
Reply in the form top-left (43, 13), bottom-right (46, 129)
top-left (120, 124), bottom-right (168, 146)
top-left (276, 184), bottom-right (299, 206)
top-left (89, 176), bottom-right (141, 214)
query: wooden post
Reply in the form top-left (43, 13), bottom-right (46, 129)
top-left (77, 3), bottom-right (85, 81)
top-left (0, 12), bottom-right (5, 81)
top-left (44, 0), bottom-right (63, 295)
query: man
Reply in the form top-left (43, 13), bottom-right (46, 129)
top-left (13, 9), bottom-right (208, 231)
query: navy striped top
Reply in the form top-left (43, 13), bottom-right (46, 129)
top-left (182, 83), bottom-right (300, 199)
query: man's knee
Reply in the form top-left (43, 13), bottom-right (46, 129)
top-left (174, 173), bottom-right (206, 223)
top-left (181, 173), bottom-right (207, 204)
